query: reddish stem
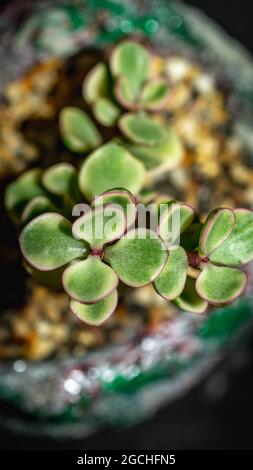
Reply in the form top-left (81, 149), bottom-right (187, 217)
top-left (91, 248), bottom-right (104, 259)
top-left (187, 251), bottom-right (209, 269)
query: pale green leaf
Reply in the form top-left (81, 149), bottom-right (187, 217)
top-left (93, 97), bottom-right (120, 127)
top-left (70, 289), bottom-right (118, 326)
top-left (59, 107), bottom-right (102, 153)
top-left (199, 208), bottom-right (235, 256)
top-left (158, 201), bottom-right (194, 245)
top-left (105, 228), bottom-right (167, 287)
top-left (72, 204), bottom-right (126, 249)
top-left (110, 41), bottom-right (150, 86)
top-left (210, 209), bottom-right (253, 265)
top-left (5, 169), bottom-right (45, 222)
top-left (196, 264), bottom-right (247, 305)
top-left (83, 63), bottom-right (109, 104)
top-left (78, 142), bottom-right (146, 200)
top-left (141, 79), bottom-right (169, 110)
top-left (42, 163), bottom-right (78, 197)
top-left (92, 189), bottom-right (137, 229)
top-left (174, 276), bottom-right (208, 314)
top-left (154, 247), bottom-right (188, 300)
top-left (125, 129), bottom-right (183, 170)
top-left (21, 196), bottom-right (56, 224)
top-left (115, 76), bottom-right (140, 109)
top-left (20, 213), bottom-right (88, 271)
top-left (63, 256), bottom-right (118, 303)
top-left (119, 113), bottom-right (166, 146)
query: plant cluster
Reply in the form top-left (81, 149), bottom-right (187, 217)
top-left (5, 42), bottom-right (183, 222)
top-left (18, 188), bottom-right (253, 325)
top-left (5, 40), bottom-right (253, 327)
top-left (5, 142), bottom-right (145, 221)
top-left (59, 40), bottom-right (183, 180)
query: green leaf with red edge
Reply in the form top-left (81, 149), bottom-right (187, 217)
top-left (93, 97), bottom-right (120, 127)
top-left (154, 247), bottom-right (188, 300)
top-left (115, 76), bottom-right (140, 110)
top-left (196, 264), bottom-right (247, 305)
top-left (198, 208), bottom-right (235, 257)
top-left (78, 142), bottom-right (146, 201)
top-left (141, 79), bottom-right (169, 110)
top-left (59, 107), bottom-right (102, 153)
top-left (110, 41), bottom-right (150, 87)
top-left (72, 204), bottom-right (126, 249)
top-left (42, 163), bottom-right (78, 198)
top-left (21, 196), bottom-right (56, 224)
top-left (158, 201), bottom-right (195, 245)
top-left (20, 213), bottom-right (88, 271)
top-left (174, 276), bottom-right (208, 314)
top-left (119, 113), bottom-right (166, 146)
top-left (5, 169), bottom-right (45, 222)
top-left (82, 63), bottom-right (109, 105)
top-left (125, 129), bottom-right (183, 171)
top-left (63, 256), bottom-right (118, 303)
top-left (105, 228), bottom-right (167, 287)
top-left (210, 209), bottom-right (253, 266)
top-left (70, 289), bottom-right (118, 326)
top-left (92, 189), bottom-right (137, 230)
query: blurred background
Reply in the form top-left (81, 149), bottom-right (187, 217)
top-left (1, 0), bottom-right (253, 450)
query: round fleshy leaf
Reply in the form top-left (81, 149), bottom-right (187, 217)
top-left (63, 256), bottom-right (118, 303)
top-left (115, 76), bottom-right (140, 109)
top-left (105, 228), bottom-right (167, 287)
top-left (199, 208), bottom-right (235, 257)
top-left (70, 289), bottom-right (118, 326)
top-left (93, 97), bottom-right (120, 127)
top-left (82, 63), bottom-right (109, 104)
top-left (196, 265), bottom-right (247, 305)
top-left (92, 189), bottom-right (137, 230)
top-left (154, 247), bottom-right (188, 300)
top-left (110, 41), bottom-right (150, 86)
top-left (20, 213), bottom-right (88, 271)
top-left (21, 196), bottom-right (56, 224)
top-left (119, 113), bottom-right (166, 146)
top-left (141, 79), bottom-right (169, 110)
top-left (210, 209), bottom-right (253, 266)
top-left (125, 129), bottom-right (183, 170)
top-left (5, 169), bottom-right (45, 222)
top-left (174, 276), bottom-right (208, 314)
top-left (158, 201), bottom-right (195, 246)
top-left (78, 142), bottom-right (146, 200)
top-left (42, 163), bottom-right (78, 197)
top-left (59, 107), bottom-right (102, 153)
top-left (72, 204), bottom-right (126, 249)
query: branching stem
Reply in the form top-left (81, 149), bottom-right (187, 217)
top-left (91, 248), bottom-right (104, 259)
top-left (187, 251), bottom-right (209, 269)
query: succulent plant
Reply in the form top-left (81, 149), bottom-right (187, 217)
top-left (17, 187), bottom-right (253, 325)
top-left (6, 41), bottom-right (184, 225)
top-left (59, 41), bottom-right (183, 178)
top-left (5, 39), bottom-right (253, 328)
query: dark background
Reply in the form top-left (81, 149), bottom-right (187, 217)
top-left (1, 0), bottom-right (253, 450)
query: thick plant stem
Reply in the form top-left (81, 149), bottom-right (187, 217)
top-left (187, 251), bottom-right (209, 269)
top-left (91, 248), bottom-right (104, 259)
